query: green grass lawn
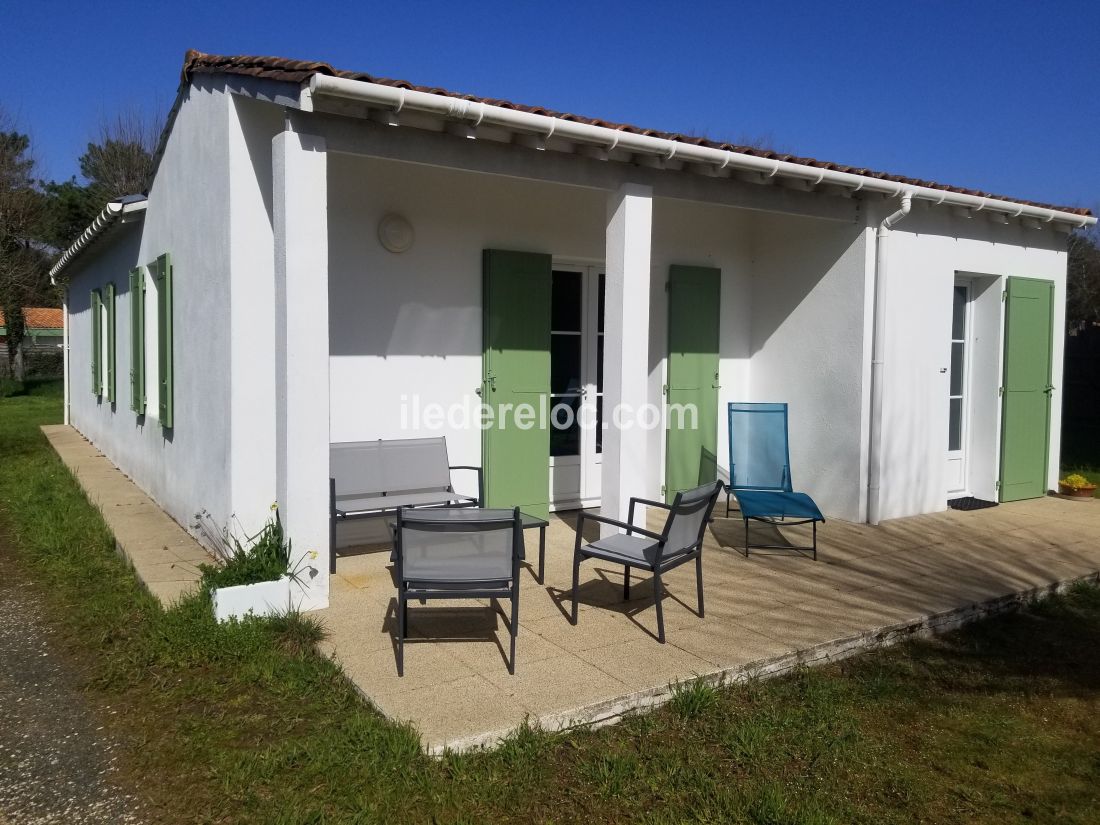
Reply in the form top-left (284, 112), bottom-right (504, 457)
top-left (3, 382), bottom-right (1100, 824)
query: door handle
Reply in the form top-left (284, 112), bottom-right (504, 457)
top-left (1044, 385), bottom-right (1055, 394)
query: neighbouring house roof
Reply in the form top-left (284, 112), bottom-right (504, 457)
top-left (0, 307), bottom-right (63, 332)
top-left (181, 50), bottom-right (1092, 219)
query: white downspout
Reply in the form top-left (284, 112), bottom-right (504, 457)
top-left (866, 192), bottom-right (913, 525)
top-left (62, 289), bottom-right (70, 425)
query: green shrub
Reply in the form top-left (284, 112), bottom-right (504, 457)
top-left (23, 350), bottom-right (64, 378)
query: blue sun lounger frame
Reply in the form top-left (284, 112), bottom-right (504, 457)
top-left (725, 402), bottom-right (824, 560)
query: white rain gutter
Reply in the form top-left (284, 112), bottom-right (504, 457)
top-left (49, 198), bottom-right (148, 282)
top-left (307, 74), bottom-right (1096, 229)
top-left (866, 193), bottom-right (913, 525)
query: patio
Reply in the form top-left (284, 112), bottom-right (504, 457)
top-left (39, 424), bottom-right (1100, 753)
top-left (320, 496), bottom-right (1100, 753)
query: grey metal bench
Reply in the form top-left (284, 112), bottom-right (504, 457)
top-left (329, 437), bottom-right (483, 573)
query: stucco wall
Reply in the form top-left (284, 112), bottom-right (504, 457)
top-left (226, 95), bottom-right (282, 535)
top-left (327, 156), bottom-right (772, 505)
top-left (327, 154), bottom-right (606, 488)
top-left (649, 198), bottom-right (755, 500)
top-left (66, 78), bottom-right (235, 544)
top-left (326, 152), bottom-right (872, 525)
top-left (879, 208), bottom-right (1068, 520)
top-left (745, 213), bottom-right (872, 522)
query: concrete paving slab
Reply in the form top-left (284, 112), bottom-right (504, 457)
top-left (41, 425), bottom-right (209, 607)
top-left (373, 675), bottom-right (530, 750)
top-left (577, 636), bottom-right (716, 691)
top-left (144, 580), bottom-right (198, 607)
top-left (319, 497), bottom-right (1100, 752)
top-left (483, 654), bottom-right (631, 716)
top-left (671, 622), bottom-right (795, 668)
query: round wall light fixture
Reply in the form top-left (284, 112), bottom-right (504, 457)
top-left (378, 213), bottom-right (414, 253)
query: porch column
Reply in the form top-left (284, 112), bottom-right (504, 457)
top-left (273, 124), bottom-right (330, 610)
top-left (602, 183), bottom-right (653, 533)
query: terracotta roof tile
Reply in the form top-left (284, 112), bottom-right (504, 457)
top-left (181, 50), bottom-right (1090, 218)
top-left (0, 307), bottom-right (63, 329)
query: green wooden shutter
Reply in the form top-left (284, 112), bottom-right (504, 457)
top-left (155, 253), bottom-right (174, 429)
top-left (129, 267), bottom-right (146, 413)
top-left (665, 265), bottom-right (721, 501)
top-left (105, 282), bottom-right (116, 403)
top-left (999, 277), bottom-right (1055, 502)
top-left (482, 249), bottom-right (552, 519)
top-left (90, 289), bottom-right (101, 396)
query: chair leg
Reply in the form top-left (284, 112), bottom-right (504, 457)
top-left (329, 518), bottom-right (337, 576)
top-left (397, 593), bottom-right (406, 677)
top-left (696, 553), bottom-right (705, 618)
top-left (653, 569), bottom-right (666, 644)
top-left (570, 551), bottom-right (582, 626)
top-left (812, 520), bottom-right (818, 561)
top-left (538, 527), bottom-right (546, 585)
top-left (509, 587), bottom-right (519, 675)
top-left (744, 518), bottom-right (751, 558)
top-left (624, 565), bottom-right (631, 600)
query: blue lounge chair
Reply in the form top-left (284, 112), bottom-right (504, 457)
top-left (725, 402), bottom-right (824, 559)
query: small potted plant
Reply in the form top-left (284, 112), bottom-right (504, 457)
top-left (1057, 473), bottom-right (1098, 500)
top-left (194, 505), bottom-right (319, 622)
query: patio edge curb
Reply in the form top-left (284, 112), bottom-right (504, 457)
top-left (424, 570), bottom-right (1100, 755)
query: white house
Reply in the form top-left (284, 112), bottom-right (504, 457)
top-left (50, 50), bottom-right (1096, 610)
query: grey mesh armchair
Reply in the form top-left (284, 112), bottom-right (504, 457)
top-left (571, 481), bottom-right (722, 643)
top-left (394, 507), bottom-right (523, 676)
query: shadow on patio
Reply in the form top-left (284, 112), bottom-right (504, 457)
top-left (318, 496), bottom-right (1100, 752)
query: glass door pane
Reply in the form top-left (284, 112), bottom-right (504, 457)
top-left (580, 270), bottom-right (605, 504)
top-left (550, 270), bottom-right (583, 458)
top-left (947, 281), bottom-right (970, 492)
top-left (595, 274), bottom-right (605, 453)
top-left (948, 285), bottom-right (968, 439)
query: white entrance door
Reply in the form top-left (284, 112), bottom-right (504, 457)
top-left (947, 279), bottom-right (971, 494)
top-left (549, 265), bottom-right (604, 510)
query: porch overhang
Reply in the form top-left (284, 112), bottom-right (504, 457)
top-left (299, 73), bottom-right (1094, 232)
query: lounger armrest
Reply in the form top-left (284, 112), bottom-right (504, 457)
top-left (449, 465), bottom-right (484, 506)
top-left (578, 512), bottom-right (663, 542)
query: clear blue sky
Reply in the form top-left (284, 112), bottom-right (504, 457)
top-left (2, 0), bottom-right (1097, 210)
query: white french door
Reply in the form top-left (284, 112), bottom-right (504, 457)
top-left (549, 265), bottom-right (604, 510)
top-left (947, 278), bottom-right (972, 494)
